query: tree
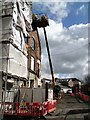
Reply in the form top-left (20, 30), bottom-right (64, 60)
top-left (82, 74), bottom-right (90, 95)
top-left (84, 74), bottom-right (90, 84)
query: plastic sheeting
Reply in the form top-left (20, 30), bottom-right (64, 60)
top-left (0, 43), bottom-right (28, 78)
top-left (1, 0), bottom-right (32, 55)
top-left (22, 1), bottom-right (32, 29)
top-left (0, 2), bottom-right (3, 118)
top-left (8, 44), bottom-right (28, 78)
top-left (0, 44), bottom-right (9, 72)
top-left (12, 0), bottom-right (32, 40)
top-left (0, 1), bottom-right (2, 101)
top-left (2, 17), bottom-right (13, 41)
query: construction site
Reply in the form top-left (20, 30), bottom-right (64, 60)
top-left (0, 0), bottom-right (56, 120)
top-left (0, 1), bottom-right (90, 120)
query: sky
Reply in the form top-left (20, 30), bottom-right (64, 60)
top-left (32, 2), bottom-right (89, 81)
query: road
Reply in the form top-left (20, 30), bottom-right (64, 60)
top-left (2, 94), bottom-right (90, 120)
top-left (45, 94), bottom-right (89, 120)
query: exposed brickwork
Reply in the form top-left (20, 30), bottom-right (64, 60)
top-left (28, 30), bottom-right (41, 87)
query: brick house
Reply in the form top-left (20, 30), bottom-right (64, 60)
top-left (55, 78), bottom-right (82, 93)
top-left (28, 30), bottom-right (41, 88)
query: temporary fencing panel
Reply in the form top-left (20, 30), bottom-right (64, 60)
top-left (20, 88), bottom-right (46, 103)
top-left (20, 88), bottom-right (32, 103)
top-left (33, 88), bottom-right (46, 103)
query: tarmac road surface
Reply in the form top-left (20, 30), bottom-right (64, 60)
top-left (45, 94), bottom-right (89, 120)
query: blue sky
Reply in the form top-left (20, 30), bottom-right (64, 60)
top-left (63, 2), bottom-right (88, 27)
top-left (32, 2), bottom-right (88, 27)
top-left (32, 2), bottom-right (88, 80)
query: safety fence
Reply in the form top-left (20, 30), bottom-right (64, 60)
top-left (78, 92), bottom-right (89, 102)
top-left (0, 100), bottom-right (56, 117)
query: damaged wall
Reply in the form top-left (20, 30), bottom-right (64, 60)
top-left (1, 0), bottom-right (32, 55)
top-left (1, 0), bottom-right (32, 79)
top-left (0, 43), bottom-right (28, 78)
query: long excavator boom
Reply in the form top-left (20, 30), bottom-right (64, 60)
top-left (32, 14), bottom-right (56, 87)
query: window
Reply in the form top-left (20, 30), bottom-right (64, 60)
top-left (32, 37), bottom-right (35, 50)
top-left (23, 33), bottom-right (28, 44)
top-left (37, 63), bottom-right (39, 77)
top-left (31, 56), bottom-right (35, 71)
top-left (36, 60), bottom-right (40, 77)
top-left (30, 80), bottom-right (34, 88)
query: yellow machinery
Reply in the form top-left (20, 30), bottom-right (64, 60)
top-left (32, 14), bottom-right (56, 88)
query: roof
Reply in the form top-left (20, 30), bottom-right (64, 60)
top-left (41, 78), bottom-right (52, 83)
top-left (55, 77), bottom-right (82, 83)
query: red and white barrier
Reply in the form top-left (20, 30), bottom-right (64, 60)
top-left (0, 100), bottom-right (56, 117)
top-left (78, 92), bottom-right (89, 102)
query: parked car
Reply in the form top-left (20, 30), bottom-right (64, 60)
top-left (67, 89), bottom-right (72, 95)
top-left (62, 88), bottom-right (72, 94)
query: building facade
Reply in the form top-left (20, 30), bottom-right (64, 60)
top-left (0, 0), bottom-right (41, 103)
top-left (55, 77), bottom-right (82, 90)
top-left (28, 30), bottom-right (41, 88)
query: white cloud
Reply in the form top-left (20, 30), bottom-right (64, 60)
top-left (38, 19), bottom-right (88, 81)
top-left (32, 2), bottom-right (88, 81)
top-left (32, 0), bottom-right (89, 2)
top-left (76, 4), bottom-right (86, 15)
top-left (33, 2), bottom-right (69, 22)
top-left (44, 2), bottom-right (68, 22)
top-left (79, 4), bottom-right (85, 10)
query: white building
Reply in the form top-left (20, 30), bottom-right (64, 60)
top-left (0, 0), bottom-right (32, 101)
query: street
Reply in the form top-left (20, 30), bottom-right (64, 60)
top-left (45, 94), bottom-right (89, 120)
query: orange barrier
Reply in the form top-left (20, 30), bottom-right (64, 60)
top-left (78, 92), bottom-right (89, 102)
top-left (82, 94), bottom-right (89, 102)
